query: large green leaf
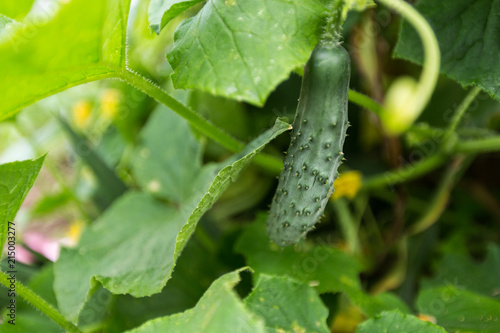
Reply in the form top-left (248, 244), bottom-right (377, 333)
top-left (0, 155), bottom-right (45, 252)
top-left (126, 269), bottom-right (266, 333)
top-left (167, 0), bottom-right (327, 106)
top-left (422, 244), bottom-right (500, 300)
top-left (131, 105), bottom-right (204, 204)
top-left (105, 237), bottom-right (227, 332)
top-left (394, 0), bottom-right (500, 101)
top-left (417, 286), bottom-right (500, 332)
top-left (148, 0), bottom-right (204, 34)
top-left (244, 274), bottom-right (330, 333)
top-left (356, 310), bottom-right (447, 333)
top-left (53, 108), bottom-right (289, 321)
top-left (0, 0), bottom-right (130, 121)
top-left (234, 214), bottom-right (410, 317)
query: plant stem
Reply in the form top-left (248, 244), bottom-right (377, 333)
top-left (120, 69), bottom-right (244, 152)
top-left (321, 0), bottom-right (346, 45)
top-left (377, 0), bottom-right (440, 117)
top-left (332, 197), bottom-right (361, 256)
top-left (0, 271), bottom-right (82, 333)
top-left (443, 87), bottom-right (482, 144)
top-left (454, 136), bottom-right (500, 154)
top-left (119, 69), bottom-right (283, 174)
top-left (362, 154), bottom-right (446, 190)
top-left (408, 155), bottom-right (468, 235)
top-left (348, 89), bottom-right (384, 116)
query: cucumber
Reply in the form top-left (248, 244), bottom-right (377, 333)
top-left (267, 43), bottom-right (351, 246)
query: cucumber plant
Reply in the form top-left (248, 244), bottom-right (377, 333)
top-left (267, 42), bottom-right (351, 246)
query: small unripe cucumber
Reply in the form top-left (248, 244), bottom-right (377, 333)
top-left (267, 43), bottom-right (351, 246)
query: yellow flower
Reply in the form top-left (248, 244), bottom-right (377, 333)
top-left (331, 171), bottom-right (362, 201)
top-left (66, 220), bottom-right (85, 246)
top-left (417, 313), bottom-right (437, 324)
top-left (330, 304), bottom-right (365, 332)
top-left (100, 88), bottom-right (121, 120)
top-left (72, 100), bottom-right (92, 128)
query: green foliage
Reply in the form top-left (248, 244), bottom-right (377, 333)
top-left (148, 0), bottom-right (204, 34)
top-left (356, 310), bottom-right (447, 333)
top-left (57, 116), bottom-right (128, 210)
top-left (244, 274), bottom-right (330, 333)
top-left (0, 0), bottom-right (130, 121)
top-left (235, 214), bottom-right (410, 317)
top-left (0, 0), bottom-right (500, 332)
top-left (126, 269), bottom-right (267, 333)
top-left (0, 155), bottom-right (44, 251)
top-left (53, 108), bottom-right (289, 321)
top-left (167, 0), bottom-right (327, 106)
top-left (417, 286), bottom-right (500, 332)
top-left (127, 270), bottom-right (333, 333)
top-left (236, 214), bottom-right (362, 295)
top-left (395, 0), bottom-right (500, 101)
top-left (105, 237), bottom-right (227, 332)
top-left (422, 244), bottom-right (500, 300)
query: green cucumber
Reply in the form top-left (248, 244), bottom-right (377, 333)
top-left (267, 43), bottom-right (351, 246)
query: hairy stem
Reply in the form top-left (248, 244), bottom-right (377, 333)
top-left (119, 69), bottom-right (283, 174)
top-left (321, 0), bottom-right (346, 45)
top-left (0, 271), bottom-right (82, 333)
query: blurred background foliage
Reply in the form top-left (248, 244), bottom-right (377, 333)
top-left (1, 0), bottom-right (499, 332)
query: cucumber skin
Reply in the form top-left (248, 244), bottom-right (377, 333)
top-left (267, 44), bottom-right (351, 246)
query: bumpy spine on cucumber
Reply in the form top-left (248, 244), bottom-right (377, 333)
top-left (267, 43), bottom-right (351, 246)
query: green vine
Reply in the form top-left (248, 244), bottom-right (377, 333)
top-left (0, 271), bottom-right (82, 333)
top-left (377, 0), bottom-right (441, 134)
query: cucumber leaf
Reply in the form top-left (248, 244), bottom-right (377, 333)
top-left (148, 0), bottom-right (204, 34)
top-left (417, 286), bottom-right (500, 332)
top-left (0, 0), bottom-right (130, 121)
top-left (244, 274), bottom-right (330, 333)
top-left (53, 108), bottom-right (290, 321)
top-left (356, 310), bottom-right (447, 333)
top-left (0, 155), bottom-right (45, 252)
top-left (235, 214), bottom-right (410, 317)
top-left (421, 243), bottom-right (500, 301)
top-left (167, 0), bottom-right (327, 106)
top-left (394, 0), bottom-right (500, 101)
top-left (125, 269), bottom-right (266, 333)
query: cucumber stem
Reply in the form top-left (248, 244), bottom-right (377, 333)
top-left (0, 271), bottom-right (82, 333)
top-left (362, 153), bottom-right (446, 190)
top-left (408, 155), bottom-right (469, 235)
top-left (442, 87), bottom-right (482, 145)
top-left (119, 69), bottom-right (283, 174)
top-left (321, 0), bottom-right (346, 45)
